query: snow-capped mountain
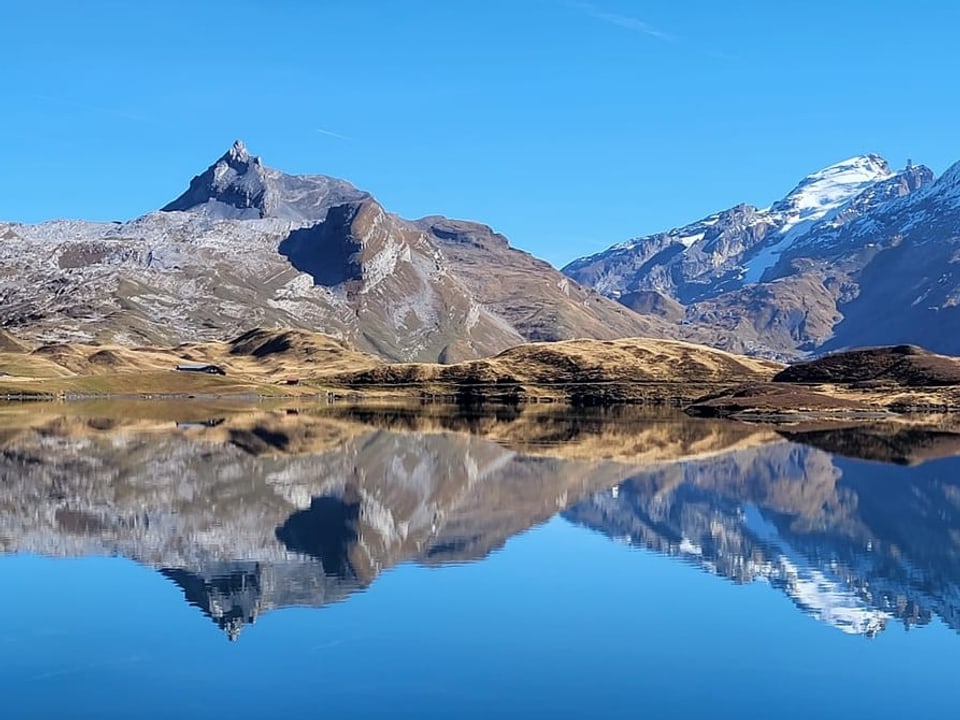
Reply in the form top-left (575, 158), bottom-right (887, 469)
top-left (564, 154), bottom-right (960, 358)
top-left (565, 155), bottom-right (903, 301)
top-left (743, 154), bottom-right (895, 283)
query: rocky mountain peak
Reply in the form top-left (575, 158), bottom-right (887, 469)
top-left (894, 162), bottom-right (936, 192)
top-left (217, 139), bottom-right (265, 172)
top-left (772, 154), bottom-right (893, 228)
top-left (162, 140), bottom-right (272, 219)
top-left (226, 139), bottom-right (250, 162)
top-left (161, 142), bottom-right (368, 223)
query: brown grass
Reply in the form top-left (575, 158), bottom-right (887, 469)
top-left (775, 345), bottom-right (960, 386)
top-left (0, 329), bottom-right (782, 403)
top-left (0, 330), bottom-right (26, 353)
top-left (0, 327), bottom-right (383, 397)
top-left (687, 383), bottom-right (878, 419)
top-left (339, 337), bottom-right (779, 385)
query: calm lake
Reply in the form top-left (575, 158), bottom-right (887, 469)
top-left (2, 401), bottom-right (959, 719)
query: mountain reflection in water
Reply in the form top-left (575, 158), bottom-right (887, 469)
top-left (2, 401), bottom-right (960, 640)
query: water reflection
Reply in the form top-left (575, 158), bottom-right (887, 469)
top-left (566, 441), bottom-right (960, 637)
top-left (2, 401), bottom-right (960, 640)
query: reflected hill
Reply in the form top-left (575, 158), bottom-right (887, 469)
top-left (2, 403), bottom-right (960, 639)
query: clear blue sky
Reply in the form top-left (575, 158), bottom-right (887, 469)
top-left (2, 0), bottom-right (958, 267)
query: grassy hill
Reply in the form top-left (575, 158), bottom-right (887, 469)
top-left (328, 337), bottom-right (781, 405)
top-left (0, 327), bottom-right (381, 398)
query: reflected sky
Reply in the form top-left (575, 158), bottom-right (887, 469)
top-left (2, 402), bottom-right (960, 718)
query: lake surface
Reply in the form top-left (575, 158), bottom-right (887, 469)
top-left (2, 401), bottom-right (960, 718)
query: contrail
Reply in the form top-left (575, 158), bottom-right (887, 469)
top-left (316, 127), bottom-right (351, 141)
top-left (566, 1), bottom-right (672, 41)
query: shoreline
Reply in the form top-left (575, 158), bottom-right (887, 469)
top-left (4, 380), bottom-right (960, 426)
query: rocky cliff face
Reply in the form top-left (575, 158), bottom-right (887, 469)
top-left (0, 141), bottom-right (673, 362)
top-left (564, 155), bottom-right (960, 359)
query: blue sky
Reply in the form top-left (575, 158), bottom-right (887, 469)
top-left (2, 0), bottom-right (958, 266)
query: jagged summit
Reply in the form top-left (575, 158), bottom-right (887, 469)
top-left (772, 154), bottom-right (893, 228)
top-left (226, 138), bottom-right (252, 162)
top-left (161, 141), bottom-right (368, 222)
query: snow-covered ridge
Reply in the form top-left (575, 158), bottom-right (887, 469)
top-left (566, 153), bottom-right (913, 292)
top-left (741, 155), bottom-right (894, 282)
top-left (926, 158), bottom-right (960, 209)
top-left (773, 154), bottom-right (893, 229)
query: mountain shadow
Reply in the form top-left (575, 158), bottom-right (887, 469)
top-left (277, 205), bottom-right (363, 288)
top-left (275, 494), bottom-right (361, 579)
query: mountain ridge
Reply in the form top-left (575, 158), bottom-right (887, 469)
top-left (6, 141), bottom-right (960, 363)
top-left (564, 153), bottom-right (958, 359)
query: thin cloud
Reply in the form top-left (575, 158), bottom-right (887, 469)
top-left (566, 1), bottom-right (672, 41)
top-left (315, 127), bottom-right (351, 141)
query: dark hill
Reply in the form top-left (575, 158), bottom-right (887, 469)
top-left (774, 345), bottom-right (960, 387)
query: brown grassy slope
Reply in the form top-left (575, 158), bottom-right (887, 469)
top-left (687, 345), bottom-right (960, 419)
top-left (0, 327), bottom-right (383, 395)
top-left (686, 383), bottom-right (878, 418)
top-left (334, 337), bottom-right (781, 386)
top-left (774, 345), bottom-right (960, 386)
top-left (0, 326), bottom-right (786, 403)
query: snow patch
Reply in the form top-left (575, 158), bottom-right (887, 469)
top-left (743, 505), bottom-right (890, 636)
top-left (741, 155), bottom-right (893, 283)
top-left (675, 232), bottom-right (704, 248)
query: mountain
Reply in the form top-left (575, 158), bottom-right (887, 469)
top-left (0, 141), bottom-right (672, 362)
top-left (563, 154), bottom-right (960, 359)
